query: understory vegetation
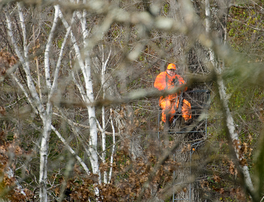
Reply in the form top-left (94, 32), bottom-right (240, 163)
top-left (0, 0), bottom-right (264, 201)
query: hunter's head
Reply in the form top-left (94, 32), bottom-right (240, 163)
top-left (166, 63), bottom-right (176, 76)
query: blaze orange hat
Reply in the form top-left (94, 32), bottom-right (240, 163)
top-left (167, 63), bottom-right (176, 70)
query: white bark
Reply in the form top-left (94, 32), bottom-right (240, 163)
top-left (7, 7), bottom-right (45, 201)
top-left (217, 79), bottom-right (254, 191)
top-left (5, 7), bottom-right (45, 116)
top-left (205, 0), bottom-right (254, 194)
top-left (12, 73), bottom-right (91, 176)
top-left (101, 48), bottom-right (106, 183)
top-left (108, 108), bottom-right (116, 183)
top-left (101, 104), bottom-right (107, 184)
top-left (39, 6), bottom-right (61, 202)
top-left (58, 4), bottom-right (100, 183)
top-left (99, 46), bottom-right (111, 183)
top-left (6, 167), bottom-right (26, 197)
top-left (9, 4), bottom-right (50, 201)
top-left (37, 6), bottom-right (64, 201)
top-left (51, 125), bottom-right (90, 175)
top-left (83, 31), bottom-right (99, 182)
top-left (7, 4), bottom-right (73, 201)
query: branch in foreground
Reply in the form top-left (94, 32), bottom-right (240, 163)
top-left (51, 125), bottom-right (90, 175)
top-left (51, 73), bottom-right (214, 108)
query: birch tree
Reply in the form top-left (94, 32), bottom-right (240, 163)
top-left (58, 5), bottom-right (100, 181)
top-left (4, 3), bottom-right (91, 201)
top-left (2, 0), bottom-right (264, 201)
top-left (205, 0), bottom-right (255, 197)
top-left (5, 4), bottom-right (53, 201)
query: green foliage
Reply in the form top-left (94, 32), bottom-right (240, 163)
top-left (163, 3), bottom-right (169, 14)
top-left (57, 37), bottom-right (64, 48)
top-left (227, 3), bottom-right (264, 58)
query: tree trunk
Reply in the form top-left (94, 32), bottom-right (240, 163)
top-left (39, 111), bottom-right (52, 202)
top-left (205, 0), bottom-right (254, 196)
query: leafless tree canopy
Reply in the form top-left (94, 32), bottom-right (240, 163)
top-left (0, 0), bottom-right (264, 201)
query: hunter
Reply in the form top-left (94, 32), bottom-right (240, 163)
top-left (154, 63), bottom-right (192, 125)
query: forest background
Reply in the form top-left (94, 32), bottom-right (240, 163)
top-left (0, 0), bottom-right (264, 201)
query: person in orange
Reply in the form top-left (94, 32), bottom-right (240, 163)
top-left (154, 63), bottom-right (192, 124)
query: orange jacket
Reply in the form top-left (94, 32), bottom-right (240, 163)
top-left (154, 71), bottom-right (185, 101)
